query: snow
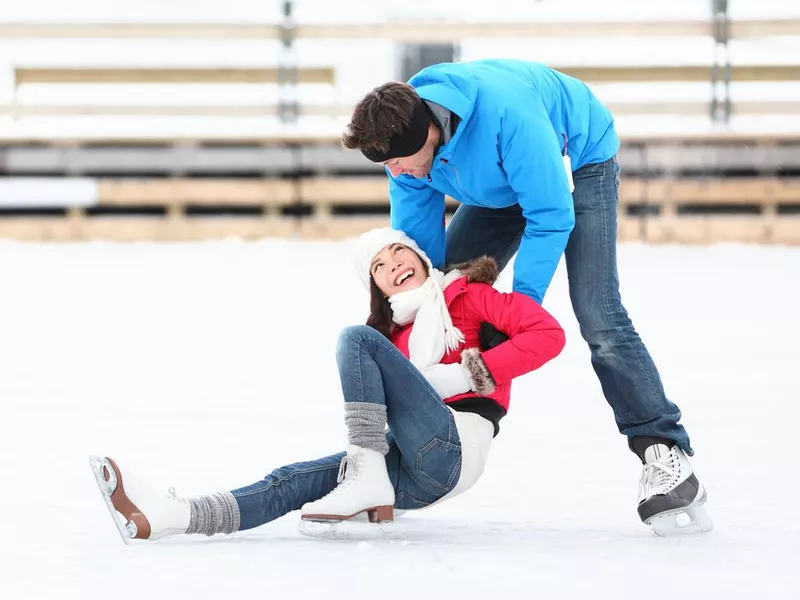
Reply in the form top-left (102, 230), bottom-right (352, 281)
top-left (1, 238), bottom-right (799, 599)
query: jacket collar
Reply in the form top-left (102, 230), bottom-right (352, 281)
top-left (443, 276), bottom-right (469, 307)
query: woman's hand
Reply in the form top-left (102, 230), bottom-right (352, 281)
top-left (422, 363), bottom-right (474, 399)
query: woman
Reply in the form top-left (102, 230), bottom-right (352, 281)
top-left (90, 228), bottom-right (565, 543)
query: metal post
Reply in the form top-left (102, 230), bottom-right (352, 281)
top-left (278, 0), bottom-right (298, 124)
top-left (711, 0), bottom-right (731, 124)
top-left (277, 1), bottom-right (302, 235)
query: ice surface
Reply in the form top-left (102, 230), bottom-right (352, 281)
top-left (1, 238), bottom-right (799, 599)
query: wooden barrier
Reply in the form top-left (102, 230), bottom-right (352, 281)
top-left (0, 20), bottom-right (798, 40)
top-left (0, 216), bottom-right (299, 242)
top-left (2, 130), bottom-right (799, 147)
top-left (297, 177), bottom-right (459, 210)
top-left (299, 216), bottom-right (391, 240)
top-left (13, 67), bottom-right (336, 87)
top-left (96, 179), bottom-right (295, 206)
top-left (0, 15), bottom-right (796, 245)
top-left (643, 216), bottom-right (770, 244)
top-left (7, 66), bottom-right (339, 123)
top-left (292, 176), bottom-right (800, 243)
top-left (1, 99), bottom-right (797, 119)
top-left (0, 103), bottom-right (347, 117)
top-left (5, 175), bottom-right (795, 243)
top-left (294, 176), bottom-right (800, 208)
top-left (553, 65), bottom-right (800, 83)
top-left (772, 218), bottom-right (800, 245)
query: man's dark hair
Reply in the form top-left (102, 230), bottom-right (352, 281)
top-left (342, 82), bottom-right (420, 154)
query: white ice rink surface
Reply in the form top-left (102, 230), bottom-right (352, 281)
top-left (1, 238), bottom-right (799, 599)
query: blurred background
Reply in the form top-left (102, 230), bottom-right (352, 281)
top-left (0, 0), bottom-right (798, 245)
top-left (2, 5), bottom-right (800, 598)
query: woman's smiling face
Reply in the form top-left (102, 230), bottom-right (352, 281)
top-left (370, 243), bottom-right (427, 297)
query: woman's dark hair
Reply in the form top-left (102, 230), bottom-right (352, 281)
top-left (366, 278), bottom-right (393, 339)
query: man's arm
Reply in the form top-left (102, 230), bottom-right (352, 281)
top-left (388, 170), bottom-right (447, 268)
top-left (500, 102), bottom-right (575, 304)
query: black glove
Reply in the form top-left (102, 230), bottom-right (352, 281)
top-left (479, 322), bottom-right (510, 351)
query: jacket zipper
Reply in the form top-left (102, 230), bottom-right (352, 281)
top-left (451, 165), bottom-right (471, 203)
top-left (433, 157), bottom-right (470, 203)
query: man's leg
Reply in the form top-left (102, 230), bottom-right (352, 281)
top-left (564, 157), bottom-right (693, 455)
top-left (445, 204), bottom-right (525, 270)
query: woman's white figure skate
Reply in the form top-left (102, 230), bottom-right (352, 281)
top-left (299, 445), bottom-right (395, 539)
top-left (637, 445), bottom-right (713, 536)
top-left (89, 456), bottom-right (190, 544)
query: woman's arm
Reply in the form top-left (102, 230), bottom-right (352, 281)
top-left (464, 283), bottom-right (566, 387)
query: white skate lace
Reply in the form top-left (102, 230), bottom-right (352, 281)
top-left (167, 486), bottom-right (189, 504)
top-left (313, 453), bottom-right (361, 501)
top-left (336, 454), bottom-right (360, 485)
top-left (638, 447), bottom-right (681, 500)
top-left (303, 452), bottom-right (364, 507)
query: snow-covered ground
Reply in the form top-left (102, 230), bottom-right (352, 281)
top-left (1, 238), bottom-right (799, 599)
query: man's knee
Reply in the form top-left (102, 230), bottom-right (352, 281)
top-left (572, 293), bottom-right (633, 347)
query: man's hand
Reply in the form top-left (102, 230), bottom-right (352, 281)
top-left (479, 322), bottom-right (510, 350)
top-left (422, 363), bottom-right (474, 399)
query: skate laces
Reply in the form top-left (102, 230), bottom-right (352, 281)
top-left (336, 454), bottom-right (361, 486)
top-left (167, 486), bottom-right (189, 504)
top-left (305, 453), bottom-right (362, 506)
top-left (638, 447), bottom-right (681, 499)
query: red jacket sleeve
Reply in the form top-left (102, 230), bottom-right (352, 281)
top-left (464, 282), bottom-right (565, 385)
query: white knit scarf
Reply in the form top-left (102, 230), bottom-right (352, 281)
top-left (389, 268), bottom-right (465, 370)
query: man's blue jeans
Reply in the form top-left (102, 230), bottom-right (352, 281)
top-left (231, 325), bottom-right (461, 531)
top-left (446, 156), bottom-right (693, 456)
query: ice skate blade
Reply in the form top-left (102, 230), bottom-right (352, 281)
top-left (301, 504), bottom-right (394, 524)
top-left (89, 456), bottom-right (153, 545)
top-left (90, 455), bottom-right (117, 496)
top-left (298, 518), bottom-right (398, 541)
top-left (89, 456), bottom-right (132, 546)
top-left (647, 503), bottom-right (714, 537)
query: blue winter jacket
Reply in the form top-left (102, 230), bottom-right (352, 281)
top-left (388, 59), bottom-right (619, 304)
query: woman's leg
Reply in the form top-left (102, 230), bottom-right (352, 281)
top-left (94, 323), bottom-right (465, 540)
top-left (222, 441), bottom-right (454, 534)
top-left (229, 453), bottom-right (343, 531)
top-left (192, 324), bottom-right (465, 532)
top-left (334, 325), bottom-right (462, 503)
top-left (226, 442), bottom-right (446, 533)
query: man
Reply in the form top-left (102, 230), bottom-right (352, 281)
top-left (341, 58), bottom-right (711, 535)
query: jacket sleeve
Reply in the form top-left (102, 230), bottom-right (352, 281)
top-left (465, 282), bottom-right (565, 385)
top-left (388, 169), bottom-right (447, 269)
top-left (500, 101), bottom-right (575, 304)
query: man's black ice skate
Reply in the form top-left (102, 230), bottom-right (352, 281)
top-left (634, 439), bottom-right (713, 536)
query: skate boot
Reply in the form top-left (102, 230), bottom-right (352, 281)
top-left (633, 439), bottom-right (713, 536)
top-left (300, 445), bottom-right (395, 525)
top-left (89, 456), bottom-right (190, 544)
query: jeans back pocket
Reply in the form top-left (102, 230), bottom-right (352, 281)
top-left (416, 438), bottom-right (462, 493)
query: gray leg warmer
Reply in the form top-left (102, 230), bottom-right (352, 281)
top-left (344, 402), bottom-right (389, 455)
top-left (187, 491), bottom-right (241, 536)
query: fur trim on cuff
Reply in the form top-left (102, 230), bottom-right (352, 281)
top-left (461, 348), bottom-right (496, 396)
